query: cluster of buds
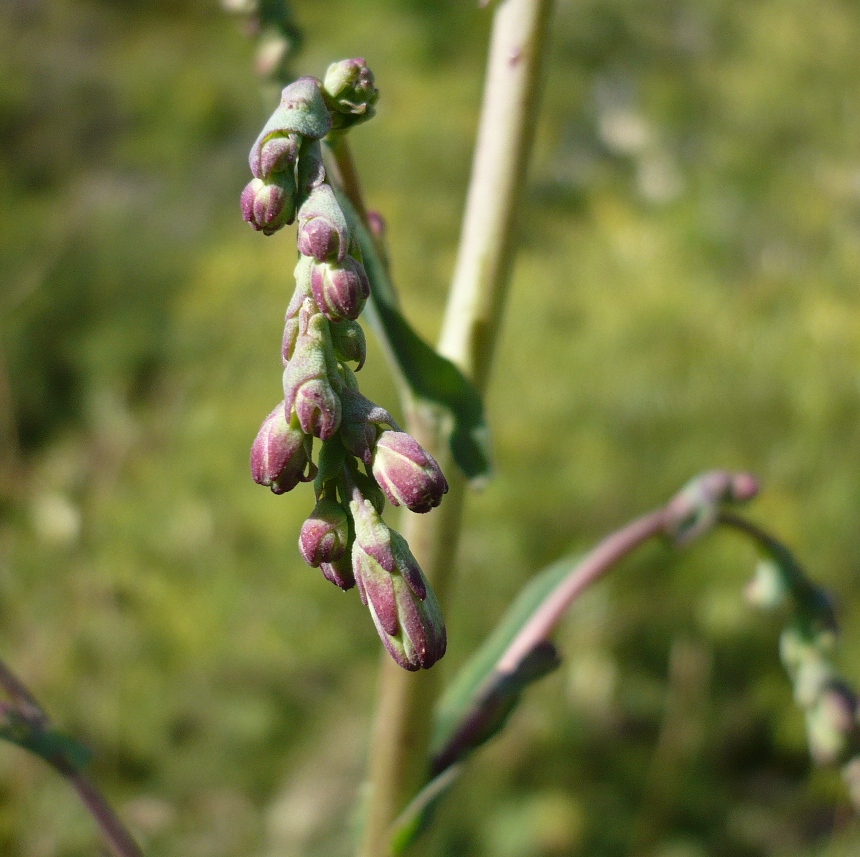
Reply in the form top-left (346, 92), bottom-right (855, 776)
top-left (244, 61), bottom-right (449, 671)
top-left (744, 545), bottom-right (860, 806)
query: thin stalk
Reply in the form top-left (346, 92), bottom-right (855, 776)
top-left (343, 1), bottom-right (555, 854)
top-left (0, 659), bottom-right (143, 857)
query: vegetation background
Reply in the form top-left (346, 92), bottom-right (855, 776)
top-left (2, 0), bottom-right (860, 855)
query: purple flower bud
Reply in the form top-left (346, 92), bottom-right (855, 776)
top-left (241, 175), bottom-right (296, 235)
top-left (250, 403), bottom-right (316, 494)
top-left (297, 184), bottom-right (350, 263)
top-left (257, 133), bottom-right (301, 179)
top-left (292, 378), bottom-right (342, 441)
top-left (330, 320), bottom-right (367, 370)
top-left (323, 58), bottom-right (379, 131)
top-left (320, 555), bottom-right (356, 591)
top-left (371, 431), bottom-right (448, 513)
top-left (248, 77), bottom-right (332, 178)
top-left (351, 498), bottom-right (446, 671)
top-left (310, 256), bottom-right (370, 322)
top-left (299, 497), bottom-right (350, 567)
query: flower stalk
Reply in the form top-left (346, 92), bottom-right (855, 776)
top-left (339, 0), bottom-right (556, 853)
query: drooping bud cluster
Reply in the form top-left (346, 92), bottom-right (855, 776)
top-left (739, 530), bottom-right (860, 810)
top-left (244, 64), bottom-right (448, 671)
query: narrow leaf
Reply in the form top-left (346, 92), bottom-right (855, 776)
top-left (390, 764), bottom-right (463, 855)
top-left (334, 189), bottom-right (493, 482)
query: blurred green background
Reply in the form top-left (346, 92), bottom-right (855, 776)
top-left (3, 0), bottom-right (860, 855)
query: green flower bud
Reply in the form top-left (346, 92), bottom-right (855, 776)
top-left (807, 682), bottom-right (859, 766)
top-left (340, 389), bottom-right (395, 466)
top-left (283, 302), bottom-right (342, 439)
top-left (250, 78), bottom-right (332, 172)
top-left (330, 319), bottom-right (367, 370)
top-left (323, 58), bottom-right (379, 131)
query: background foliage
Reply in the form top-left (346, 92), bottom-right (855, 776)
top-left (2, 0), bottom-right (860, 854)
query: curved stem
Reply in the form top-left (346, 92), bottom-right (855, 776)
top-left (0, 659), bottom-right (143, 857)
top-left (496, 509), bottom-right (668, 673)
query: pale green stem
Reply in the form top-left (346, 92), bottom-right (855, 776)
top-left (353, 1), bottom-right (555, 854)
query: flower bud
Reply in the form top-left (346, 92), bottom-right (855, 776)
top-left (806, 682), bottom-right (858, 766)
top-left (249, 77), bottom-right (332, 178)
top-left (330, 319), bottom-right (367, 370)
top-left (340, 389), bottom-right (395, 466)
top-left (323, 58), bottom-right (379, 131)
top-left (350, 498), bottom-right (446, 670)
top-left (665, 470), bottom-right (759, 545)
top-left (297, 184), bottom-right (350, 263)
top-left (310, 256), bottom-right (370, 322)
top-left (250, 403), bottom-right (316, 494)
top-left (283, 303), bottom-right (342, 440)
top-left (292, 378), bottom-right (341, 441)
top-left (320, 555), bottom-right (356, 591)
top-left (299, 497), bottom-right (350, 566)
top-left (257, 132), bottom-right (301, 179)
top-left (371, 431), bottom-right (448, 513)
top-left (241, 175), bottom-right (296, 235)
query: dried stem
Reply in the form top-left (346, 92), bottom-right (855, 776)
top-left (0, 659), bottom-right (144, 857)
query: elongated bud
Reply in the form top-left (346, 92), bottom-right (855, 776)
top-left (241, 175), bottom-right (296, 235)
top-left (320, 554), bottom-right (356, 591)
top-left (310, 256), bottom-right (370, 322)
top-left (299, 497), bottom-right (350, 566)
top-left (330, 319), bottom-right (367, 369)
top-left (297, 184), bottom-right (350, 262)
top-left (323, 58), bottom-right (379, 131)
top-left (351, 497), bottom-right (446, 670)
top-left (250, 403), bottom-right (316, 493)
top-left (372, 430), bottom-right (448, 513)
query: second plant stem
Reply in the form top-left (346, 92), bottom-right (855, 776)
top-left (353, 0), bottom-right (555, 854)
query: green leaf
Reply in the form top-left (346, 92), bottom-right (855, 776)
top-left (431, 555), bottom-right (578, 772)
top-left (390, 764), bottom-right (463, 855)
top-left (333, 188), bottom-right (493, 483)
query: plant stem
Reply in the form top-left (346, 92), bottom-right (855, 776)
top-left (495, 509), bottom-right (668, 673)
top-left (350, 1), bottom-right (555, 854)
top-left (0, 659), bottom-right (144, 857)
